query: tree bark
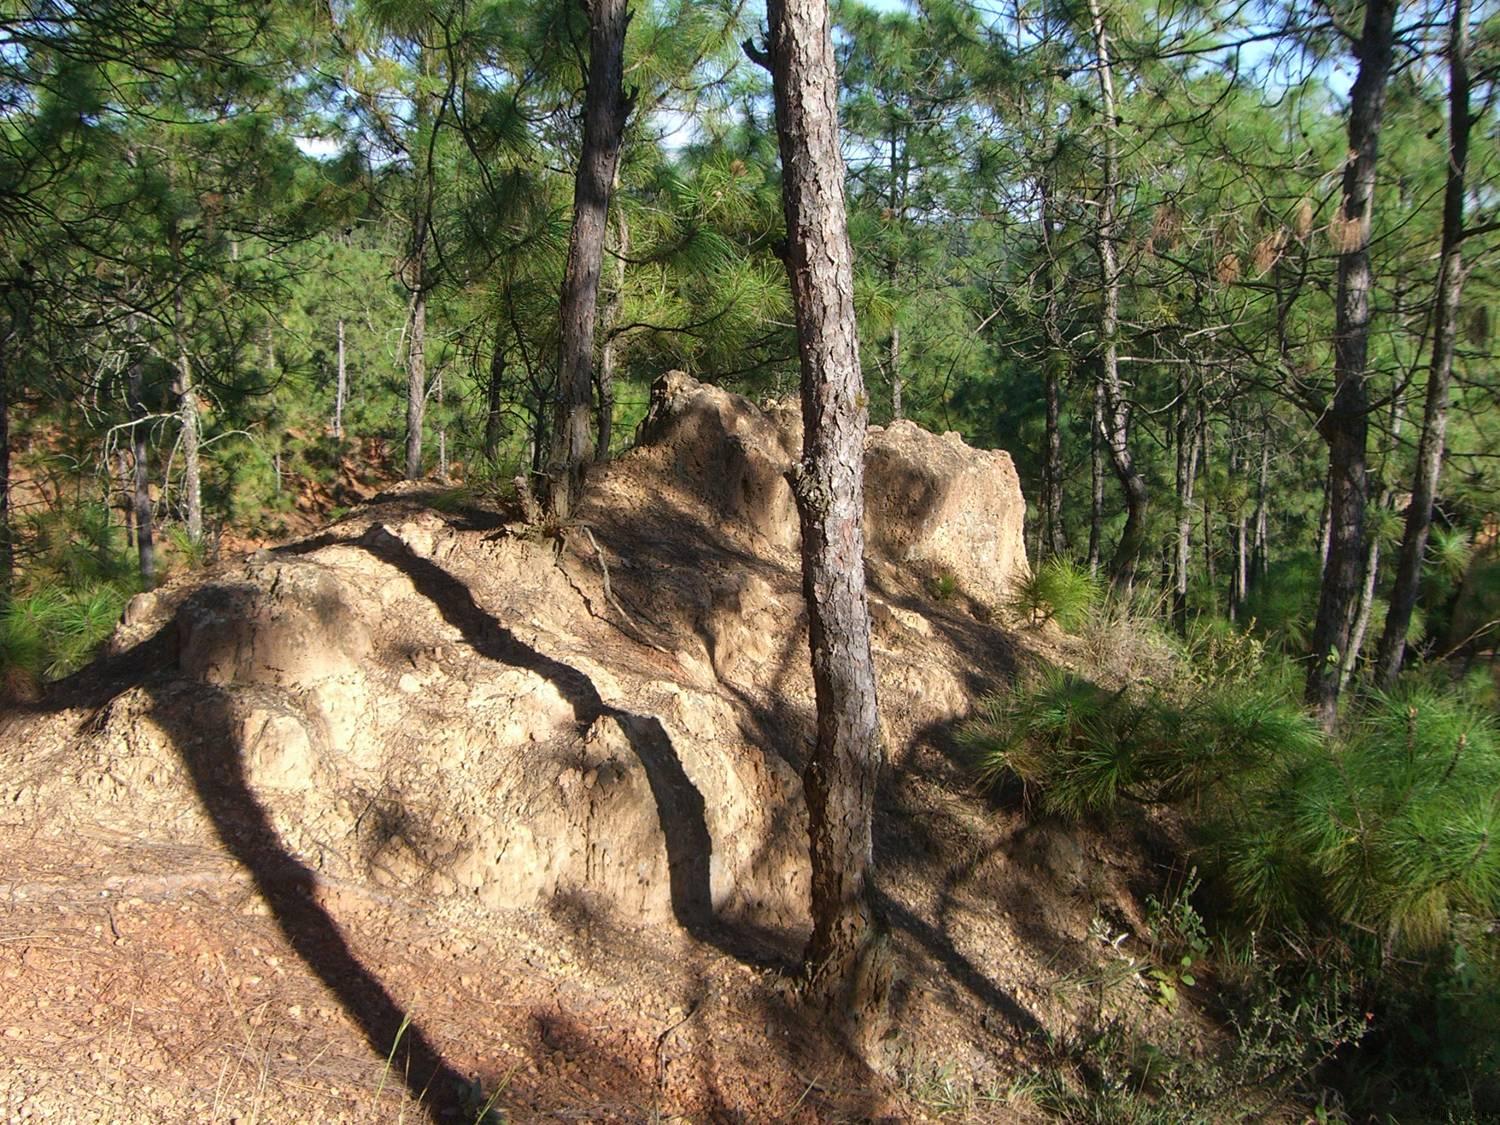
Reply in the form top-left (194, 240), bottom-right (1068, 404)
top-left (546, 0), bottom-right (631, 518)
top-left (1087, 0), bottom-right (1149, 596)
top-left (763, 0), bottom-right (883, 1024)
top-left (334, 318), bottom-right (347, 441)
top-left (1306, 0), bottom-right (1397, 728)
top-left (1374, 0), bottom-right (1472, 689)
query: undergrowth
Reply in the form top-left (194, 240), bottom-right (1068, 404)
top-left (1, 503), bottom-right (141, 692)
top-left (961, 621), bottom-right (1500, 1120)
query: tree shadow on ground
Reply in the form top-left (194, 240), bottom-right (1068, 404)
top-left (18, 631), bottom-right (474, 1121)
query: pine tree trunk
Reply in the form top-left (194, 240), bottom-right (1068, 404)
top-left (889, 320), bottom-right (903, 422)
top-left (128, 354), bottom-right (156, 587)
top-left (1087, 0), bottom-right (1148, 596)
top-left (177, 350), bottom-right (203, 544)
top-left (764, 0), bottom-right (884, 1025)
top-left (436, 369), bottom-right (448, 482)
top-left (1342, 536), bottom-right (1381, 690)
top-left (546, 0), bottom-right (631, 518)
top-left (334, 318), bottom-right (347, 441)
top-left (1040, 172), bottom-right (1068, 561)
top-left (1201, 410), bottom-right (1216, 614)
top-left (1088, 381), bottom-right (1103, 576)
top-left (1174, 391), bottom-right (1201, 632)
top-left (1043, 363), bottom-right (1066, 558)
top-left (1230, 433), bottom-right (1247, 622)
top-left (0, 334), bottom-right (10, 591)
top-left (406, 287), bottom-right (426, 480)
top-left (118, 448), bottom-right (135, 549)
top-left (1252, 441), bottom-right (1269, 586)
top-left (596, 197), bottom-right (629, 463)
top-left (1374, 0), bottom-right (1472, 689)
top-left (1306, 0), bottom-right (1397, 728)
top-left (485, 336), bottom-right (506, 466)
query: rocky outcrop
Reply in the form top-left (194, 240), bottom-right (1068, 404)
top-left (634, 370), bottom-right (1030, 604)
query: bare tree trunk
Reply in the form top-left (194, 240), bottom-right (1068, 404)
top-left (1306, 0), bottom-right (1397, 728)
top-left (1375, 0), bottom-right (1472, 689)
top-left (334, 318), bottom-right (347, 441)
top-left (1087, 381), bottom-right (1103, 576)
top-left (546, 0), bottom-right (631, 518)
top-left (1087, 0), bottom-right (1148, 596)
top-left (762, 0), bottom-right (883, 1025)
top-left (1173, 390), bottom-right (1201, 632)
top-left (596, 196), bottom-right (629, 463)
top-left (127, 353), bottom-right (155, 587)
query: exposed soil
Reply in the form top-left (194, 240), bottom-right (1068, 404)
top-left (1, 382), bottom-right (1203, 1122)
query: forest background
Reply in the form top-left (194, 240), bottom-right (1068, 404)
top-left (2, 0), bottom-right (1500, 1116)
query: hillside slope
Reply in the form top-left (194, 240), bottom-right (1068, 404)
top-left (0, 376), bottom-right (1184, 1122)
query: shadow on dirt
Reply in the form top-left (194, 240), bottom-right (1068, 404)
top-left (343, 524), bottom-right (795, 972)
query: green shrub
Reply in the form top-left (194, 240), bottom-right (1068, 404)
top-left (0, 582), bottom-right (131, 683)
top-left (1010, 558), bottom-right (1104, 631)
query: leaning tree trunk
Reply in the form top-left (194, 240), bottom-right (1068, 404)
top-left (1086, 0), bottom-right (1148, 595)
top-left (1374, 0), bottom-right (1472, 689)
top-left (1306, 0), bottom-right (1398, 728)
top-left (763, 0), bottom-right (884, 1026)
top-left (545, 0), bottom-right (631, 518)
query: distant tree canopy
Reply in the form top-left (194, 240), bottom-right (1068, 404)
top-left (0, 0), bottom-right (1495, 719)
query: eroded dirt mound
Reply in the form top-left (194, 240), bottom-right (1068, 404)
top-left (632, 371), bottom-right (1030, 605)
top-left (0, 382), bottom-right (1192, 1122)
